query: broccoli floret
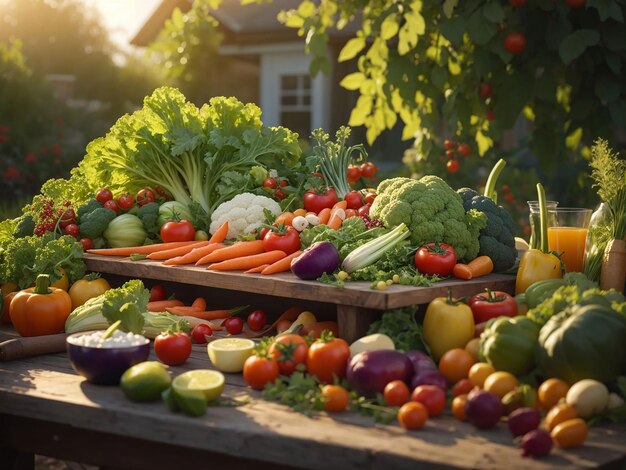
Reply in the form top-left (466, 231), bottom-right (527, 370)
top-left (369, 176), bottom-right (484, 261)
top-left (79, 207), bottom-right (117, 240)
top-left (13, 215), bottom-right (35, 238)
top-left (138, 202), bottom-right (160, 239)
top-left (76, 199), bottom-right (103, 220)
top-left (458, 187), bottom-right (518, 272)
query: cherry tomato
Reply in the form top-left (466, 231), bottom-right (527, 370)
top-left (191, 323), bottom-right (213, 344)
top-left (344, 190), bottom-right (364, 209)
top-left (321, 384), bottom-right (350, 412)
top-left (566, 0), bottom-right (585, 7)
top-left (444, 139), bottom-right (455, 150)
top-left (510, 0), bottom-right (527, 7)
top-left (274, 189), bottom-right (286, 200)
top-left (384, 380), bottom-right (410, 407)
top-left (247, 309), bottom-right (268, 331)
top-left (397, 402), bottom-right (429, 430)
top-left (486, 109), bottom-right (495, 121)
top-left (303, 187), bottom-right (338, 213)
top-left (243, 355), bottom-right (280, 390)
top-left (268, 334), bottom-right (308, 376)
top-left (504, 32), bottom-right (527, 55)
top-left (279, 179), bottom-right (288, 187)
top-left (307, 335), bottom-right (351, 383)
top-left (504, 192), bottom-right (515, 202)
top-left (79, 238), bottom-right (93, 250)
top-left (258, 226), bottom-right (271, 240)
top-left (414, 242), bottom-right (457, 277)
top-left (468, 290), bottom-right (518, 323)
top-left (224, 316), bottom-right (244, 335)
top-left (116, 193), bottom-right (134, 210)
top-left (457, 143), bottom-right (471, 157)
top-left (103, 199), bottom-right (119, 213)
top-left (263, 178), bottom-right (277, 189)
top-left (154, 331), bottom-right (192, 366)
top-left (262, 226), bottom-right (301, 255)
top-left (446, 159), bottom-right (461, 173)
top-left (411, 385), bottom-right (446, 417)
top-left (96, 188), bottom-right (113, 204)
top-left (155, 186), bottom-right (170, 199)
top-left (347, 164), bottom-right (361, 183)
top-left (445, 149), bottom-right (456, 159)
top-left (358, 204), bottom-right (371, 217)
top-left (479, 82), bottom-right (493, 99)
top-left (136, 188), bottom-right (155, 206)
top-left (364, 192), bottom-right (377, 205)
top-left (149, 284), bottom-right (167, 302)
top-left (360, 162), bottom-right (377, 178)
top-left (64, 223), bottom-right (79, 238)
top-left (59, 209), bottom-right (76, 228)
top-left (160, 220), bottom-right (195, 243)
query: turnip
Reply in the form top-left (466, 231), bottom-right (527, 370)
top-left (507, 407), bottom-right (541, 437)
top-left (465, 389), bottom-right (503, 429)
top-left (520, 429), bottom-right (553, 458)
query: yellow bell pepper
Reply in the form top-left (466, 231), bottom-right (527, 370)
top-left (516, 183), bottom-right (562, 294)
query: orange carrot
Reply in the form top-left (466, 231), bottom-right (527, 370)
top-left (345, 208), bottom-right (358, 218)
top-left (209, 221), bottom-right (229, 243)
top-left (332, 200), bottom-right (348, 210)
top-left (244, 264), bottom-right (270, 274)
top-left (147, 299), bottom-right (184, 312)
top-left (452, 256), bottom-right (494, 280)
top-left (163, 243), bottom-right (225, 266)
top-left (327, 213), bottom-right (343, 230)
top-left (317, 208), bottom-right (331, 225)
top-left (276, 212), bottom-right (295, 226)
top-left (196, 240), bottom-right (265, 265)
top-left (147, 241), bottom-right (210, 260)
top-left (207, 250), bottom-right (286, 271)
top-left (191, 297), bottom-right (207, 311)
top-left (165, 306), bottom-right (203, 315)
top-left (260, 250), bottom-right (302, 275)
top-left (168, 305), bottom-right (248, 321)
top-left (87, 241), bottom-right (198, 257)
top-left (292, 208), bottom-right (307, 218)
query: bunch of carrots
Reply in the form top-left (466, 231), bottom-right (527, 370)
top-left (87, 201), bottom-right (352, 275)
top-left (146, 295), bottom-right (247, 330)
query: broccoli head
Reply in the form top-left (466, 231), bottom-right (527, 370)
top-left (370, 176), bottom-right (486, 261)
top-left (76, 199), bottom-right (104, 220)
top-left (79, 207), bottom-right (117, 240)
top-left (138, 202), bottom-right (160, 239)
top-left (458, 187), bottom-right (517, 272)
top-left (13, 215), bottom-right (35, 238)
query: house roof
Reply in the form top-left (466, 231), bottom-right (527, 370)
top-left (131, 0), bottom-right (354, 47)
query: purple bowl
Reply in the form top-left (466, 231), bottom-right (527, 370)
top-left (66, 332), bottom-right (150, 385)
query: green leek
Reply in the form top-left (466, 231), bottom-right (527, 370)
top-left (341, 223), bottom-right (410, 273)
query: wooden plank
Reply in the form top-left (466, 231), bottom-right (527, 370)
top-left (337, 305), bottom-right (380, 344)
top-left (84, 254), bottom-right (515, 310)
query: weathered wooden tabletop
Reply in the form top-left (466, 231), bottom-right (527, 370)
top-left (1, 327), bottom-right (625, 470)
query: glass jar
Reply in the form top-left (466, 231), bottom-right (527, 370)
top-left (527, 200), bottom-right (558, 249)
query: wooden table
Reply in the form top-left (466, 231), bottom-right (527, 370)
top-left (84, 254), bottom-right (517, 342)
top-left (1, 326), bottom-right (625, 470)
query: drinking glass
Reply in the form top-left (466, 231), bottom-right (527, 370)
top-left (547, 208), bottom-right (593, 272)
top-left (527, 200), bottom-right (558, 249)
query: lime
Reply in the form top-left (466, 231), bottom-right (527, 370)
top-left (207, 338), bottom-right (255, 373)
top-left (172, 389), bottom-right (207, 417)
top-left (161, 387), bottom-right (179, 413)
top-left (172, 369), bottom-right (225, 403)
top-left (120, 361), bottom-right (171, 402)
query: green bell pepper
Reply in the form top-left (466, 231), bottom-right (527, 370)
top-left (479, 315), bottom-right (540, 376)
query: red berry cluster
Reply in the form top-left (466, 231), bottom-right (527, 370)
top-left (443, 139), bottom-right (472, 173)
top-left (33, 198), bottom-right (73, 236)
top-left (361, 215), bottom-right (383, 229)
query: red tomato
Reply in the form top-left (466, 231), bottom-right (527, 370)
top-left (357, 204), bottom-right (371, 217)
top-left (321, 384), bottom-right (350, 412)
top-left (103, 199), bottom-right (119, 213)
top-left (263, 178), bottom-right (277, 189)
top-left (384, 380), bottom-right (410, 407)
top-left (136, 188), bottom-right (155, 206)
top-left (79, 238), bottom-right (93, 250)
top-left (445, 149), bottom-right (456, 159)
top-left (149, 284), bottom-right (167, 302)
top-left (486, 109), bottom-right (495, 121)
top-left (154, 332), bottom-right (192, 366)
top-left (360, 162), bottom-right (377, 178)
top-left (446, 159), bottom-right (461, 173)
top-left (247, 309), bottom-right (268, 331)
top-left (566, 0), bottom-right (585, 7)
top-left (398, 402), bottom-right (429, 430)
top-left (504, 32), bottom-right (527, 55)
top-left (59, 209), bottom-right (76, 228)
top-left (344, 190), bottom-right (364, 209)
top-left (307, 335), bottom-right (351, 383)
top-left (364, 192), bottom-right (377, 205)
top-left (411, 385), bottom-right (446, 417)
top-left (268, 334), bottom-right (309, 376)
top-left (191, 323), bottom-right (213, 344)
top-left (274, 189), bottom-right (286, 200)
top-left (243, 355), bottom-right (280, 390)
top-left (279, 179), bottom-right (289, 187)
top-left (444, 139), bottom-right (456, 150)
top-left (262, 226), bottom-right (301, 255)
top-left (258, 226), bottom-right (271, 240)
top-left (160, 220), bottom-right (195, 243)
top-left (479, 82), bottom-right (493, 99)
top-left (457, 143), bottom-right (471, 157)
top-left (64, 223), bottom-right (79, 238)
top-left (414, 242), bottom-right (457, 277)
top-left (224, 317), bottom-right (244, 335)
top-left (347, 165), bottom-right (361, 183)
top-left (468, 290), bottom-right (518, 323)
top-left (303, 187), bottom-right (338, 213)
top-left (117, 193), bottom-right (134, 210)
top-left (96, 188), bottom-right (113, 204)
top-left (155, 186), bottom-right (171, 199)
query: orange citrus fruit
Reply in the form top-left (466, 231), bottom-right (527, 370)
top-left (538, 378), bottom-right (569, 410)
top-left (468, 362), bottom-right (496, 388)
top-left (438, 348), bottom-right (476, 384)
top-left (483, 371), bottom-right (518, 398)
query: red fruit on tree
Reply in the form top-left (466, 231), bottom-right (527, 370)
top-left (479, 82), bottom-right (493, 99)
top-left (446, 159), bottom-right (461, 173)
top-left (504, 32), bottom-right (527, 55)
top-left (566, 0), bottom-right (585, 8)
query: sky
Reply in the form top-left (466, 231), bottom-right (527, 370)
top-left (80, 0), bottom-right (161, 51)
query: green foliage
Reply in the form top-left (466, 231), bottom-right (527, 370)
top-left (367, 306), bottom-right (429, 353)
top-left (79, 207), bottom-right (117, 240)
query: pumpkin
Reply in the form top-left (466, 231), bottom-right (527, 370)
top-left (535, 304), bottom-right (626, 385)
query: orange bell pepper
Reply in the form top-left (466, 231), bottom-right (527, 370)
top-left (10, 274), bottom-right (72, 336)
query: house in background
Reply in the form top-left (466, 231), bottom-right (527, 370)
top-left (131, 0), bottom-right (360, 140)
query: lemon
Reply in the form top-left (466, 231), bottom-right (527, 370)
top-left (173, 369), bottom-right (225, 403)
top-left (120, 361), bottom-right (171, 402)
top-left (207, 338), bottom-right (255, 373)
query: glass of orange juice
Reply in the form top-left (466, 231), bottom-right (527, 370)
top-left (547, 208), bottom-right (592, 272)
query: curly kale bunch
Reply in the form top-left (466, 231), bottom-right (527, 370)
top-left (369, 175), bottom-right (486, 261)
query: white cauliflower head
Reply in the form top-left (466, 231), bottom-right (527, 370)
top-left (209, 193), bottom-right (281, 239)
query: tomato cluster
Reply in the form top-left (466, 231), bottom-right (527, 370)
top-left (347, 161), bottom-right (378, 185)
top-left (262, 177), bottom-right (289, 200)
top-left (442, 139), bottom-right (472, 174)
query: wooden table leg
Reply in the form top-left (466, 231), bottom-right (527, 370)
top-left (1, 447), bottom-right (34, 470)
top-left (337, 305), bottom-right (381, 343)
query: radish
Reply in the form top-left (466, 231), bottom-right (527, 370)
top-left (520, 429), bottom-right (553, 458)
